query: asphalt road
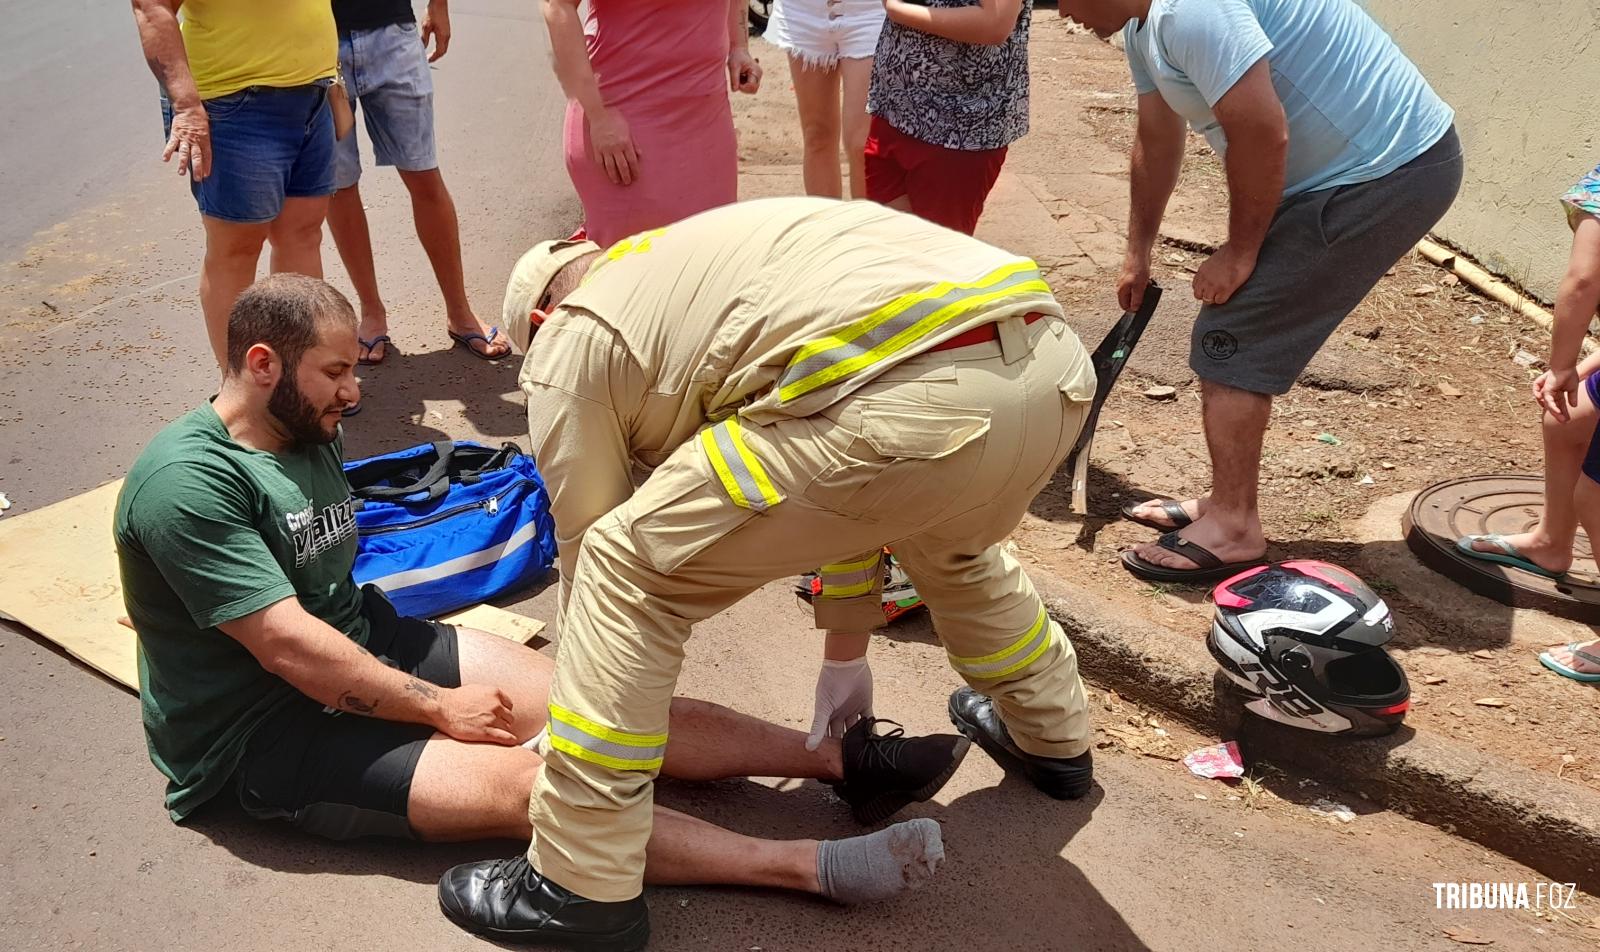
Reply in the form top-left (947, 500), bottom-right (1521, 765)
top-left (0, 6), bottom-right (1591, 952)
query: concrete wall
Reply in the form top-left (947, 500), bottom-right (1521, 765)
top-left (1363, 1), bottom-right (1600, 302)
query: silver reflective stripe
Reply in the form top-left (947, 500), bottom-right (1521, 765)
top-left (778, 264), bottom-right (1048, 401)
top-left (819, 558), bottom-right (879, 598)
top-left (547, 717), bottom-right (667, 768)
top-left (703, 417), bottom-right (782, 511)
top-left (362, 519), bottom-right (543, 593)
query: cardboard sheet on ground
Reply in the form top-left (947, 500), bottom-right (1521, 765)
top-left (0, 480), bottom-right (545, 693)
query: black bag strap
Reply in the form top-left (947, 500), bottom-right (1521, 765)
top-left (349, 442), bottom-right (524, 503)
top-left (462, 442), bottom-right (523, 479)
top-left (350, 441), bottom-right (460, 503)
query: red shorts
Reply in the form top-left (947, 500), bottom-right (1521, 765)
top-left (863, 115), bottom-right (1009, 236)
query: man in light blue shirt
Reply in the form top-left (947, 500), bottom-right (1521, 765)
top-left (1060, 0), bottom-right (1462, 584)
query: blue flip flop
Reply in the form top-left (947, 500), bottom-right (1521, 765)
top-left (358, 334), bottom-right (391, 366)
top-left (1539, 643), bottom-right (1600, 682)
top-left (1454, 534), bottom-right (1566, 579)
top-left (449, 326), bottom-right (508, 361)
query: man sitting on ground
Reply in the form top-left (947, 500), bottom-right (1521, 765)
top-left (113, 274), bottom-right (964, 904)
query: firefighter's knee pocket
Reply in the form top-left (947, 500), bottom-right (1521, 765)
top-left (616, 449), bottom-right (758, 576)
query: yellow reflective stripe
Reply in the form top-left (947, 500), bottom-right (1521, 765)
top-left (787, 260), bottom-right (1036, 367)
top-left (700, 416), bottom-right (784, 511)
top-left (818, 554), bottom-right (881, 599)
top-left (822, 554), bottom-right (881, 575)
top-left (547, 703), bottom-right (668, 771)
top-left (778, 261), bottom-right (1051, 403)
top-left (948, 605), bottom-right (1054, 680)
top-left (823, 578), bottom-right (876, 598)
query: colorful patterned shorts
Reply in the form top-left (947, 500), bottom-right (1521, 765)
top-left (1561, 163), bottom-right (1600, 230)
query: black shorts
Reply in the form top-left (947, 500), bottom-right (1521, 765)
top-left (233, 587), bottom-right (461, 840)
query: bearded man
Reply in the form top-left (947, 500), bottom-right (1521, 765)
top-left (112, 273), bottom-right (962, 903)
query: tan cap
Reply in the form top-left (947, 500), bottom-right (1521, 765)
top-left (502, 237), bottom-right (601, 351)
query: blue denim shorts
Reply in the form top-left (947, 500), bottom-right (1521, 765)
top-left (334, 21), bottom-right (438, 190)
top-left (162, 82), bottom-right (336, 224)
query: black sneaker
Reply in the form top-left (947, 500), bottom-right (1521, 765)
top-left (835, 718), bottom-right (971, 825)
top-left (948, 687), bottom-right (1094, 801)
top-left (438, 854), bottom-right (650, 952)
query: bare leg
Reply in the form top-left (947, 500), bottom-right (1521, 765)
top-left (643, 809), bottom-right (819, 889)
top-left (407, 739), bottom-right (821, 890)
top-left (454, 627), bottom-right (842, 779)
top-left (1542, 446), bottom-right (1600, 674)
top-left (788, 55), bottom-right (843, 199)
top-left (267, 195), bottom-right (330, 278)
top-left (199, 216), bottom-right (271, 368)
top-left (658, 696), bottom-right (841, 781)
top-left (1468, 217), bottom-right (1600, 575)
top-left (397, 167), bottom-right (509, 357)
top-left (838, 57), bottom-right (873, 200)
top-left (1466, 395), bottom-right (1596, 575)
top-left (1132, 379), bottom-right (1270, 568)
top-left (326, 183), bottom-right (390, 362)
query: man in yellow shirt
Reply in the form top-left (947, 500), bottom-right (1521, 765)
top-left (130, 1), bottom-right (340, 370)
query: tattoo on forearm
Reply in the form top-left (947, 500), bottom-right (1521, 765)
top-left (404, 679), bottom-right (439, 701)
top-left (338, 692), bottom-right (379, 715)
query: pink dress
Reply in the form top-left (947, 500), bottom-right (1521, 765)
top-left (563, 0), bottom-right (738, 248)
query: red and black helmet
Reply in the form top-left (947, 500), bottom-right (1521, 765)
top-left (1208, 561), bottom-right (1410, 737)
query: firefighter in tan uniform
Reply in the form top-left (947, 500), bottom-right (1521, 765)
top-left (438, 198), bottom-right (1098, 950)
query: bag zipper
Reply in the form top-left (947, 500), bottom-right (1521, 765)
top-left (358, 479), bottom-right (527, 537)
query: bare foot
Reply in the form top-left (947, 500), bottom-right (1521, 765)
top-left (1131, 512), bottom-right (1266, 570)
top-left (1543, 639), bottom-right (1600, 674)
top-left (1128, 496), bottom-right (1208, 529)
top-left (1466, 531), bottom-right (1573, 575)
top-left (358, 308), bottom-right (390, 365)
top-left (447, 311), bottom-right (511, 359)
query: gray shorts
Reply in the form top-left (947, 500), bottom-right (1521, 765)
top-left (1191, 126), bottom-right (1464, 395)
top-left (334, 21), bottom-right (438, 190)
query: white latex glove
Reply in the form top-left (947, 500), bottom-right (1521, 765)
top-left (806, 657), bottom-right (874, 751)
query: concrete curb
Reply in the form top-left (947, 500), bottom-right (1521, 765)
top-left (1032, 571), bottom-right (1600, 891)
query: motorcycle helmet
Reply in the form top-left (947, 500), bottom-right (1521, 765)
top-left (1208, 560), bottom-right (1410, 737)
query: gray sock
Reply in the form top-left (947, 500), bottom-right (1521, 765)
top-left (816, 817), bottom-right (945, 905)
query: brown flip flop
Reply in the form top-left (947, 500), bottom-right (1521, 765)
top-left (1121, 532), bottom-right (1266, 585)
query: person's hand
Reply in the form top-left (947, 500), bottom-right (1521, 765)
top-left (588, 107), bottom-right (641, 186)
top-left (806, 657), bottom-right (873, 751)
top-left (433, 683), bottom-right (518, 745)
top-left (728, 48), bottom-right (762, 94)
top-left (1118, 251), bottom-right (1152, 311)
top-left (1535, 366), bottom-right (1581, 422)
top-left (421, 1), bottom-right (452, 62)
top-left (1192, 242), bottom-right (1258, 306)
top-left (163, 102), bottom-right (211, 181)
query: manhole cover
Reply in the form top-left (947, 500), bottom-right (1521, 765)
top-left (1404, 475), bottom-right (1600, 622)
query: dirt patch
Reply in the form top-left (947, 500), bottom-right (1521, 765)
top-left (731, 14), bottom-right (1600, 795)
top-left (1010, 18), bottom-right (1600, 795)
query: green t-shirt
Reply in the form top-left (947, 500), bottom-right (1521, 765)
top-left (114, 404), bottom-right (369, 821)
